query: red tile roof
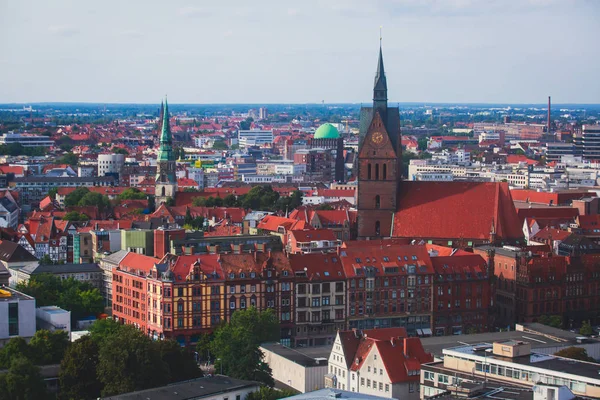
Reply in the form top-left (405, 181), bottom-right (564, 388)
top-left (511, 189), bottom-right (594, 206)
top-left (119, 252), bottom-right (159, 274)
top-left (339, 244), bottom-right (434, 278)
top-left (257, 215), bottom-right (310, 232)
top-left (289, 253), bottom-right (345, 281)
top-left (531, 227), bottom-right (572, 242)
top-left (506, 155), bottom-right (539, 165)
top-left (393, 182), bottom-right (523, 241)
top-left (289, 229), bottom-right (337, 243)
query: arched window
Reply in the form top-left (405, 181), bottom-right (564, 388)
top-left (375, 221), bottom-right (381, 236)
top-left (383, 164), bottom-right (387, 180)
top-left (161, 186), bottom-right (166, 197)
top-left (367, 164), bottom-right (372, 179)
top-left (375, 195), bottom-right (380, 209)
top-left (375, 164), bottom-right (379, 180)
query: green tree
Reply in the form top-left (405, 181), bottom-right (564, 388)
top-left (240, 117), bottom-right (253, 130)
top-left (16, 275), bottom-right (103, 325)
top-left (554, 347), bottom-right (595, 362)
top-left (88, 318), bottom-right (123, 344)
top-left (0, 357), bottom-right (48, 400)
top-left (78, 192), bottom-right (110, 211)
top-left (63, 211), bottom-right (89, 221)
top-left (246, 386), bottom-right (298, 400)
top-left (118, 188), bottom-right (147, 201)
top-left (580, 321), bottom-right (593, 336)
top-left (184, 208), bottom-right (194, 226)
top-left (210, 307), bottom-right (279, 386)
top-left (196, 333), bottom-right (214, 363)
top-left (113, 147), bottom-right (129, 155)
top-left (212, 140), bottom-right (228, 150)
top-left (97, 325), bottom-right (169, 396)
top-left (38, 254), bottom-right (54, 265)
top-left (155, 339), bottom-right (202, 383)
top-left (59, 335), bottom-right (103, 400)
top-left (58, 152), bottom-right (79, 166)
top-left (0, 337), bottom-right (31, 369)
top-left (417, 137), bottom-right (428, 151)
top-left (539, 315), bottom-right (563, 329)
top-left (64, 187), bottom-right (90, 207)
top-left (147, 195), bottom-right (155, 212)
top-left (48, 187), bottom-right (58, 199)
top-left (224, 194), bottom-right (239, 207)
top-left (29, 329), bottom-right (69, 365)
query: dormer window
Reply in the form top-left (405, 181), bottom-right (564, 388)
top-left (240, 273), bottom-right (246, 278)
top-left (229, 273), bottom-right (235, 279)
top-left (283, 270), bottom-right (289, 277)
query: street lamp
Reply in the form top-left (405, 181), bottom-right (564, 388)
top-left (217, 358), bottom-right (223, 375)
top-left (484, 348), bottom-right (492, 386)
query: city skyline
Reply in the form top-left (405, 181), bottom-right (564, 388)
top-left (1, 0), bottom-right (599, 104)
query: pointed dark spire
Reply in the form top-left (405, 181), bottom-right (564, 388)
top-left (373, 39), bottom-right (388, 111)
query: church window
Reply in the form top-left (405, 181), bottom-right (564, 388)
top-left (375, 164), bottom-right (379, 180)
top-left (375, 195), bottom-right (380, 209)
top-left (383, 164), bottom-right (387, 180)
top-left (161, 186), bottom-right (166, 197)
top-left (375, 221), bottom-right (381, 236)
top-left (368, 164), bottom-right (372, 179)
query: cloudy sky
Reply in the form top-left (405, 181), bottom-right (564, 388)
top-left (1, 0), bottom-right (598, 104)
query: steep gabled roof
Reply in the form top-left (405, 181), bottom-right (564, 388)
top-left (0, 240), bottom-right (38, 262)
top-left (393, 182), bottom-right (523, 241)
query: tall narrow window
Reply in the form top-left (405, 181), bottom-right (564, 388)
top-left (375, 164), bottom-right (379, 180)
top-left (161, 186), bottom-right (166, 197)
top-left (367, 164), bottom-right (372, 179)
top-left (375, 195), bottom-right (380, 209)
top-left (375, 221), bottom-right (381, 237)
top-left (383, 164), bottom-right (387, 180)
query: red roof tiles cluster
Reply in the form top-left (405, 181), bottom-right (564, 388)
top-left (393, 182), bottom-right (523, 241)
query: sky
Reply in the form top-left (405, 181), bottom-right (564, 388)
top-left (1, 0), bottom-right (599, 104)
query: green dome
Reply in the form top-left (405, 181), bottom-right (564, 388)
top-left (314, 123), bottom-right (340, 139)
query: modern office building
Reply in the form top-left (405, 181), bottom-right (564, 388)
top-left (579, 124), bottom-right (600, 160)
top-left (420, 340), bottom-right (600, 398)
top-left (238, 129), bottom-right (273, 148)
top-left (0, 132), bottom-right (55, 147)
top-left (0, 286), bottom-right (36, 347)
top-left (97, 153), bottom-right (126, 177)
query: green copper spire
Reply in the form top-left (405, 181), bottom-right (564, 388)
top-left (157, 97), bottom-right (174, 163)
top-left (160, 97), bottom-right (172, 145)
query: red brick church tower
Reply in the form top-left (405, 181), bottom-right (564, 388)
top-left (357, 43), bottom-right (402, 239)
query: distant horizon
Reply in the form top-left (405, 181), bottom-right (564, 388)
top-left (2, 101), bottom-right (600, 107)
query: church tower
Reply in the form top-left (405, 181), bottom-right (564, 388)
top-left (356, 43), bottom-right (402, 239)
top-left (155, 98), bottom-right (177, 205)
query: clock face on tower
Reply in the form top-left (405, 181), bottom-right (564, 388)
top-left (371, 131), bottom-right (384, 145)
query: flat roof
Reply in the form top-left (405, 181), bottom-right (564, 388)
top-left (102, 376), bottom-right (259, 400)
top-left (0, 286), bottom-right (34, 302)
top-left (284, 389), bottom-right (396, 400)
top-left (261, 343), bottom-right (328, 368)
top-left (420, 328), bottom-right (595, 357)
top-left (446, 343), bottom-right (600, 382)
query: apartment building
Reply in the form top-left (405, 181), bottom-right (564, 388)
top-left (290, 253), bottom-right (346, 347)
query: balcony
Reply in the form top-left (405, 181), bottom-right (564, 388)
top-left (322, 319), bottom-right (334, 324)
